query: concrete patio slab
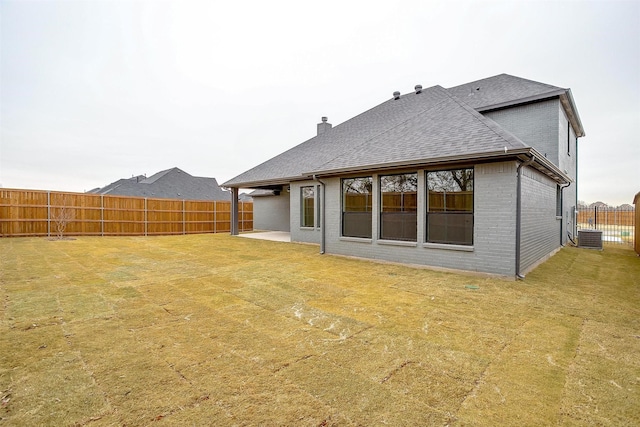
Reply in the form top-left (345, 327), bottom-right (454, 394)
top-left (238, 231), bottom-right (291, 242)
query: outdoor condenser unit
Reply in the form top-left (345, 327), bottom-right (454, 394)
top-left (578, 229), bottom-right (603, 250)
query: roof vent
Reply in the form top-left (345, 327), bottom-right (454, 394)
top-left (393, 91), bottom-right (401, 100)
top-left (415, 85), bottom-right (422, 94)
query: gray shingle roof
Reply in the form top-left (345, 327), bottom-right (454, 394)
top-left (223, 74), bottom-right (576, 188)
top-left (89, 167), bottom-right (231, 201)
top-left (447, 73), bottom-right (565, 110)
top-left (308, 86), bottom-right (527, 175)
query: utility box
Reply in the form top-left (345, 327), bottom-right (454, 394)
top-left (578, 229), bottom-right (603, 250)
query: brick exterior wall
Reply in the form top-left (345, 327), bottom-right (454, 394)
top-left (289, 163), bottom-right (519, 276)
top-left (253, 191), bottom-right (291, 232)
top-left (520, 167), bottom-right (562, 273)
top-left (290, 181), bottom-right (322, 244)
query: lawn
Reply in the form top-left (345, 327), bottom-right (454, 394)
top-left (1, 234), bottom-right (639, 426)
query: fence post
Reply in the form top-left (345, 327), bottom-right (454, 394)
top-left (101, 194), bottom-right (104, 237)
top-left (183, 199), bottom-right (186, 235)
top-left (213, 201), bottom-right (217, 234)
top-left (47, 191), bottom-right (51, 238)
top-left (144, 198), bottom-right (148, 237)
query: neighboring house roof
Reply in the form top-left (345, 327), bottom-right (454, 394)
top-left (89, 167), bottom-right (231, 201)
top-left (224, 74), bottom-right (577, 189)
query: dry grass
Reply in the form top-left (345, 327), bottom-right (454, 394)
top-left (1, 234), bottom-right (639, 426)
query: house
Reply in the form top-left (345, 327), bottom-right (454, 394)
top-left (223, 74), bottom-right (585, 278)
top-left (89, 167), bottom-right (232, 201)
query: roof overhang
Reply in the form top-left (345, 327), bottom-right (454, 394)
top-left (227, 150), bottom-right (572, 191)
top-left (306, 147), bottom-right (572, 184)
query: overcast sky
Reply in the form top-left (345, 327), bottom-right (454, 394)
top-left (1, 0), bottom-right (638, 206)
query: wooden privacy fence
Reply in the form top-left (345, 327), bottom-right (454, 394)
top-left (576, 206), bottom-right (635, 227)
top-left (0, 189), bottom-right (252, 237)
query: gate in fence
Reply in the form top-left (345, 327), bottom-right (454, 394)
top-left (576, 206), bottom-right (635, 245)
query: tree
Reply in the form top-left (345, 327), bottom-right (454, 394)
top-left (427, 169), bottom-right (473, 192)
top-left (51, 196), bottom-right (75, 240)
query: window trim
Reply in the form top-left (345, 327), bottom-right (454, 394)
top-left (300, 186), bottom-right (315, 228)
top-left (341, 177), bottom-right (373, 239)
top-left (379, 172), bottom-right (418, 242)
top-left (425, 168), bottom-right (474, 246)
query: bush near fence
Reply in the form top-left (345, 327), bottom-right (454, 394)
top-left (0, 189), bottom-right (252, 237)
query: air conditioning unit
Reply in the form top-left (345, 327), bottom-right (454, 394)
top-left (578, 230), bottom-right (603, 250)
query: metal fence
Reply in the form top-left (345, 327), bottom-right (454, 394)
top-left (0, 188), bottom-right (253, 238)
top-left (576, 206), bottom-right (635, 245)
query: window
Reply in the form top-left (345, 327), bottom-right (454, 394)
top-left (556, 185), bottom-right (562, 217)
top-left (342, 177), bottom-right (373, 238)
top-left (380, 173), bottom-right (417, 241)
top-left (301, 186), bottom-right (314, 227)
top-left (567, 121), bottom-right (571, 155)
top-left (426, 169), bottom-right (473, 245)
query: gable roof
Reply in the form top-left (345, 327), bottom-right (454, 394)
top-left (448, 74), bottom-right (585, 137)
top-left (447, 73), bottom-right (565, 110)
top-left (223, 74), bottom-right (579, 189)
top-left (89, 167), bottom-right (231, 201)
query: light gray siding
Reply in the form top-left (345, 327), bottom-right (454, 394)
top-left (303, 162), bottom-right (520, 276)
top-left (520, 167), bottom-right (561, 273)
top-left (253, 192), bottom-right (290, 231)
top-left (485, 98), bottom-right (578, 245)
top-left (485, 99), bottom-right (560, 164)
top-left (558, 104), bottom-right (578, 243)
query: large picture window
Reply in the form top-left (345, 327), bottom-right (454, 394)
top-left (380, 173), bottom-right (417, 241)
top-left (301, 186), bottom-right (315, 227)
top-left (426, 168), bottom-right (473, 245)
top-left (342, 177), bottom-right (373, 238)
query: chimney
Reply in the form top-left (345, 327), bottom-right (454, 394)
top-left (317, 116), bottom-right (332, 135)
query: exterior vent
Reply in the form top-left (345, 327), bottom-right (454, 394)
top-left (578, 229), bottom-right (603, 250)
top-left (415, 85), bottom-right (422, 94)
top-left (393, 91), bottom-right (401, 100)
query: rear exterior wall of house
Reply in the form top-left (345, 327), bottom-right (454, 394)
top-left (288, 161), bottom-right (521, 276)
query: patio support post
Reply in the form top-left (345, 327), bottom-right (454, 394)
top-left (230, 187), bottom-right (239, 236)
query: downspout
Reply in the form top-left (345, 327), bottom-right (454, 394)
top-left (559, 182), bottom-right (572, 245)
top-left (312, 175), bottom-right (326, 254)
top-left (516, 155), bottom-right (535, 279)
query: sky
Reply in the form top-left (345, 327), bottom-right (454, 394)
top-left (1, 0), bottom-right (638, 206)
